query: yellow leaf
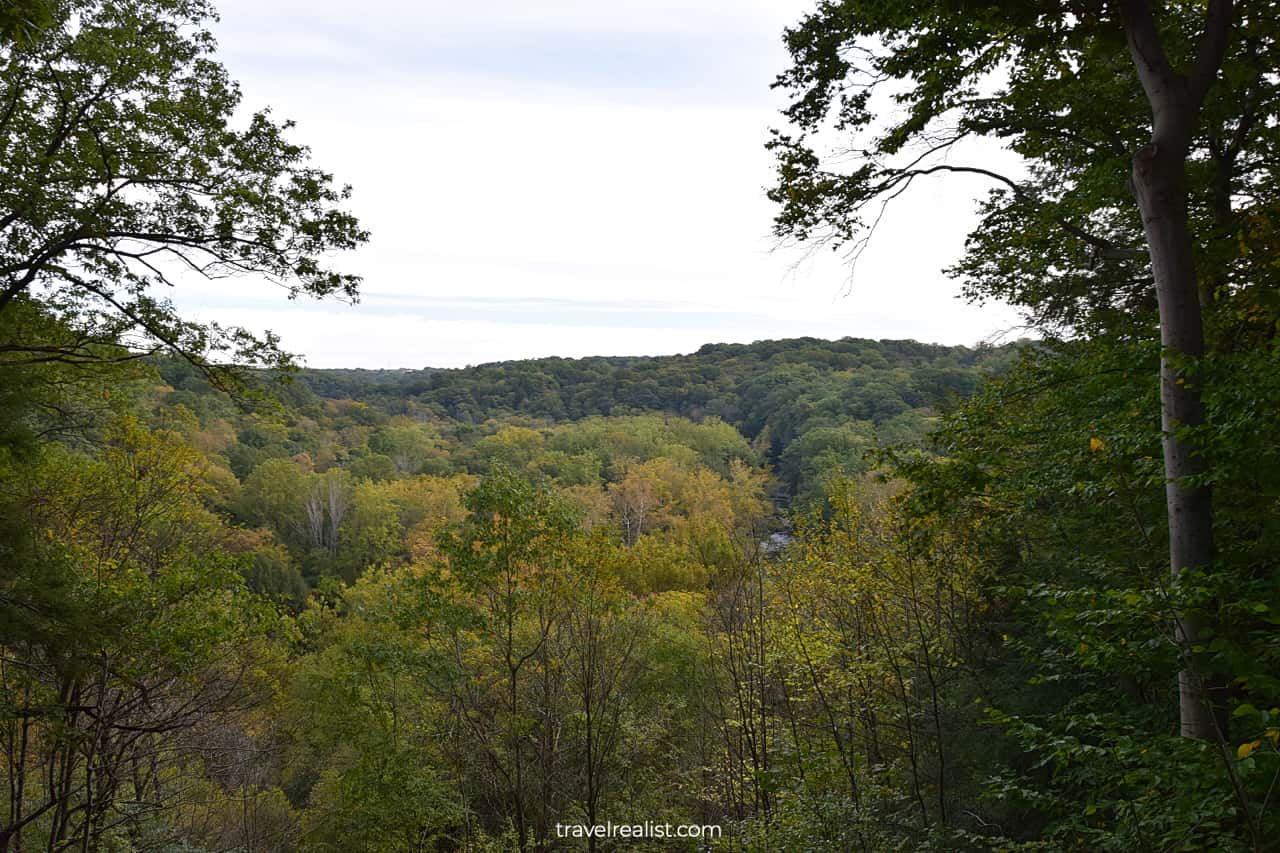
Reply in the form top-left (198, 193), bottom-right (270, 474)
top-left (1266, 729), bottom-right (1279, 746)
top-left (1238, 740), bottom-right (1260, 760)
top-left (1089, 437), bottom-right (1104, 453)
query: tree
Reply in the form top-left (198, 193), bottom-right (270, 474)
top-left (368, 418), bottom-right (442, 475)
top-left (553, 545), bottom-right (648, 852)
top-left (286, 568), bottom-right (461, 852)
top-left (768, 0), bottom-right (1277, 741)
top-left (608, 460), bottom-right (673, 546)
top-left (0, 0), bottom-right (367, 380)
top-left (0, 417), bottom-right (282, 849)
top-left (239, 457), bottom-right (308, 543)
top-left (435, 469), bottom-right (577, 853)
top-left (0, 0), bottom-right (57, 48)
top-left (886, 331), bottom-right (1280, 847)
top-left (1117, 0), bottom-right (1235, 743)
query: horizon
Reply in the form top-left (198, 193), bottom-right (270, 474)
top-left (288, 331), bottom-right (1023, 373)
top-left (161, 0), bottom-right (1028, 369)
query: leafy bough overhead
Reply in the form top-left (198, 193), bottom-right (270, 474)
top-left (0, 0), bottom-right (368, 380)
top-left (768, 1), bottom-right (1274, 328)
top-left (768, 0), bottom-right (1278, 742)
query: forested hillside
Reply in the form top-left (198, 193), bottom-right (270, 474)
top-left (146, 336), bottom-right (1014, 589)
top-left (4, 297), bottom-right (1022, 849)
top-left (3, 0), bottom-right (1279, 851)
top-left (289, 337), bottom-right (1019, 497)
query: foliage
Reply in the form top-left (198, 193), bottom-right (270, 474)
top-left (294, 337), bottom-right (1017, 499)
top-left (0, 0), bottom-right (367, 382)
top-left (2, 0), bottom-right (1276, 848)
top-left (885, 318), bottom-right (1280, 848)
top-left (0, 416), bottom-right (285, 848)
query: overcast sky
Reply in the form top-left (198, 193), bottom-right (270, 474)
top-left (177, 0), bottom-right (1027, 368)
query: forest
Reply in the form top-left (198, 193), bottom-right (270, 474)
top-left (2, 0), bottom-right (1279, 851)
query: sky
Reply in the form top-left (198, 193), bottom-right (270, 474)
top-left (176, 0), bottom-right (1028, 368)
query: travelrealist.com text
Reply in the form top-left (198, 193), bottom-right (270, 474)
top-left (554, 822), bottom-right (722, 840)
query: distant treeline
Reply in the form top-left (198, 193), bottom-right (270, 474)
top-left (285, 337), bottom-right (1021, 496)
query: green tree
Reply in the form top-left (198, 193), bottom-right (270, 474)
top-left (886, 329), bottom-right (1280, 848)
top-left (368, 418), bottom-right (443, 475)
top-left (769, 0), bottom-right (1277, 741)
top-left (239, 457), bottom-right (309, 545)
top-left (435, 468), bottom-right (577, 852)
top-left (287, 568), bottom-right (461, 851)
top-left (553, 542), bottom-right (650, 852)
top-left (0, 417), bottom-right (282, 848)
top-left (0, 0), bottom-right (57, 47)
top-left (332, 480), bottom-right (406, 580)
top-left (0, 0), bottom-right (367, 379)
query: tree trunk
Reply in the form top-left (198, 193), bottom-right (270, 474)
top-left (1121, 0), bottom-right (1234, 741)
top-left (1131, 141), bottom-right (1218, 741)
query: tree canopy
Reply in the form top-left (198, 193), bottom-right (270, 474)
top-left (0, 0), bottom-right (367, 380)
top-left (1, 1), bottom-right (1278, 850)
top-left (769, 0), bottom-right (1275, 328)
top-left (768, 0), bottom-right (1279, 742)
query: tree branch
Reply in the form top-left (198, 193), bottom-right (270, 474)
top-left (889, 164), bottom-right (1146, 260)
top-left (1119, 0), bottom-right (1180, 109)
top-left (1190, 0), bottom-right (1235, 104)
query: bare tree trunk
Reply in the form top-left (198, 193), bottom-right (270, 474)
top-left (1120, 0), bottom-right (1233, 741)
top-left (1131, 142), bottom-right (1219, 741)
top-left (303, 487), bottom-right (325, 551)
top-left (325, 475), bottom-right (349, 557)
